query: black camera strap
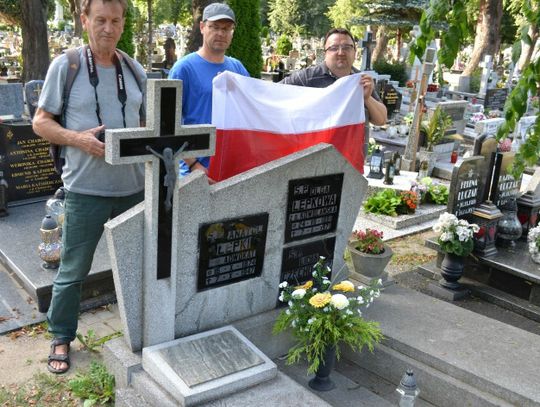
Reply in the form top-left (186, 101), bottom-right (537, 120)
top-left (84, 45), bottom-right (127, 129)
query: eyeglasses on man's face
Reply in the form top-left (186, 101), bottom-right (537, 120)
top-left (205, 23), bottom-right (235, 34)
top-left (325, 44), bottom-right (355, 53)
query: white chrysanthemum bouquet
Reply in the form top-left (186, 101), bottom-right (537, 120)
top-left (273, 257), bottom-right (383, 373)
top-left (433, 212), bottom-right (480, 256)
top-left (527, 225), bottom-right (540, 255)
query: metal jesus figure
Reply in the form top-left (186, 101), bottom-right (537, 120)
top-left (146, 142), bottom-right (188, 212)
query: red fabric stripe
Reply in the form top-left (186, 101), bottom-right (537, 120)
top-left (208, 123), bottom-right (364, 182)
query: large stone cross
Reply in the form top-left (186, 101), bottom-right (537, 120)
top-left (479, 54), bottom-right (493, 96)
top-left (105, 79), bottom-right (215, 280)
top-left (361, 31), bottom-right (376, 71)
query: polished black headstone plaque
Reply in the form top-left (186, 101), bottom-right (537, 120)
top-left (285, 174), bottom-right (343, 243)
top-left (381, 83), bottom-right (401, 119)
top-left (490, 152), bottom-right (521, 208)
top-left (197, 213), bottom-right (269, 290)
top-left (484, 88), bottom-right (508, 111)
top-left (0, 123), bottom-right (62, 204)
top-left (280, 237), bottom-right (336, 287)
top-left (447, 156), bottom-right (485, 218)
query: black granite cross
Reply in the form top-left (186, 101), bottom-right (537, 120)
top-left (361, 31), bottom-right (376, 71)
top-left (105, 80), bottom-right (216, 280)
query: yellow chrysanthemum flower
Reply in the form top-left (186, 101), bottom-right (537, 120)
top-left (296, 280), bottom-right (313, 290)
top-left (309, 293), bottom-right (331, 308)
top-left (332, 280), bottom-right (354, 292)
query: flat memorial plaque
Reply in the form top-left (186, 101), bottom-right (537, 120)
top-left (484, 88), bottom-right (508, 111)
top-left (156, 330), bottom-right (264, 388)
top-left (0, 123), bottom-right (62, 204)
top-left (285, 173), bottom-right (344, 243)
top-left (280, 237), bottom-right (336, 286)
top-left (197, 213), bottom-right (269, 290)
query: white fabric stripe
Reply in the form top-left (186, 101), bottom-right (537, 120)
top-left (212, 71), bottom-right (365, 133)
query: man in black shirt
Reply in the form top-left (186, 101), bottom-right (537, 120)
top-left (281, 28), bottom-right (387, 158)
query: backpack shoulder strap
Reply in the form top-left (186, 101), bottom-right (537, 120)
top-left (60, 47), bottom-right (82, 124)
top-left (116, 49), bottom-right (146, 122)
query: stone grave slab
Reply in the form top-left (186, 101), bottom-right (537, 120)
top-left (142, 326), bottom-right (276, 406)
top-left (0, 83), bottom-right (24, 119)
top-left (0, 201), bottom-right (112, 313)
top-left (360, 203), bottom-right (447, 230)
top-left (0, 264), bottom-right (45, 334)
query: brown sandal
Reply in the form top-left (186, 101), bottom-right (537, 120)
top-left (47, 338), bottom-right (71, 374)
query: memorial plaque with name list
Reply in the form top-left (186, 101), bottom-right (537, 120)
top-left (0, 123), bottom-right (62, 204)
top-left (285, 174), bottom-right (343, 243)
top-left (280, 237), bottom-right (336, 286)
top-left (197, 213), bottom-right (269, 290)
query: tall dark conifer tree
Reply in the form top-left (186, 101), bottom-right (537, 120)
top-left (228, 0), bottom-right (263, 78)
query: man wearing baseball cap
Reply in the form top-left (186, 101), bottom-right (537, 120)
top-left (169, 2), bottom-right (249, 181)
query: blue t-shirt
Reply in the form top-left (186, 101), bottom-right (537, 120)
top-left (168, 52), bottom-right (249, 175)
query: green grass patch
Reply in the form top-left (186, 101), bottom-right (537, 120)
top-left (69, 361), bottom-right (115, 406)
top-left (0, 372), bottom-right (77, 406)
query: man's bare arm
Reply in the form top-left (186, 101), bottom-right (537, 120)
top-left (33, 107), bottom-right (106, 157)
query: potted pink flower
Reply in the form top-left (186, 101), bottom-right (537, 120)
top-left (348, 229), bottom-right (393, 283)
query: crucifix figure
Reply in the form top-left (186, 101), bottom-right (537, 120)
top-left (361, 31), bottom-right (376, 71)
top-left (105, 79), bottom-right (215, 280)
top-left (146, 143), bottom-right (187, 212)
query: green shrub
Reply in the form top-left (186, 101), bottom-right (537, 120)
top-left (228, 0), bottom-right (264, 78)
top-left (117, 0), bottom-right (135, 57)
top-left (276, 34), bottom-right (293, 56)
top-left (373, 60), bottom-right (408, 87)
top-left (469, 67), bottom-right (482, 94)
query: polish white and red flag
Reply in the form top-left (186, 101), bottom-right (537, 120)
top-left (208, 71), bottom-right (365, 182)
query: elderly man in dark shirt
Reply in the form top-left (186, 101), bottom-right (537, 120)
top-left (281, 28), bottom-right (387, 157)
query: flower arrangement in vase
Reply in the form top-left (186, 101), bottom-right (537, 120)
top-left (433, 212), bottom-right (480, 257)
top-left (527, 226), bottom-right (540, 264)
top-left (433, 213), bottom-right (480, 289)
top-left (273, 258), bottom-right (383, 381)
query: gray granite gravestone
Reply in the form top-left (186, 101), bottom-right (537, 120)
top-left (106, 142), bottom-right (365, 349)
top-left (24, 80), bottom-right (44, 120)
top-left (106, 143), bottom-right (366, 404)
top-left (436, 100), bottom-right (468, 134)
top-left (0, 83), bottom-right (24, 119)
top-left (446, 156), bottom-right (485, 218)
